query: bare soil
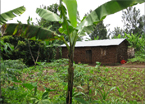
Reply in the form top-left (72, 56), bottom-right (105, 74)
top-left (90, 62), bottom-right (145, 68)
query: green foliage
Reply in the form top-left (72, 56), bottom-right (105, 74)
top-left (111, 7), bottom-right (145, 38)
top-left (36, 3), bottom-right (70, 44)
top-left (125, 33), bottom-right (145, 62)
top-left (0, 38), bottom-right (14, 58)
top-left (1, 59), bottom-right (145, 104)
top-left (63, 0), bottom-right (77, 27)
top-left (113, 33), bottom-right (145, 62)
top-left (125, 33), bottom-right (145, 51)
top-left (127, 56), bottom-right (145, 63)
top-left (0, 59), bottom-right (27, 93)
top-left (0, 6), bottom-right (26, 25)
top-left (1, 0), bottom-right (145, 104)
top-left (1, 36), bottom-right (59, 65)
top-left (122, 7), bottom-right (145, 35)
top-left (88, 20), bottom-right (108, 40)
top-left (111, 27), bottom-right (124, 38)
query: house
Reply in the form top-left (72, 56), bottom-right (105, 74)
top-left (60, 38), bottom-right (129, 65)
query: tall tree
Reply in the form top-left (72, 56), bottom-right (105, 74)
top-left (2, 0), bottom-right (144, 103)
top-left (111, 26), bottom-right (124, 38)
top-left (122, 6), bottom-right (145, 35)
top-left (89, 21), bottom-right (108, 40)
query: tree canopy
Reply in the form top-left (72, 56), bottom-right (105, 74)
top-left (122, 6), bottom-right (145, 35)
top-left (89, 21), bottom-right (108, 40)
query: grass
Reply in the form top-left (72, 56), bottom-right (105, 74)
top-left (1, 59), bottom-right (145, 104)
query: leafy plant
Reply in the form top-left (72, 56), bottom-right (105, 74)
top-left (30, 86), bottom-right (55, 104)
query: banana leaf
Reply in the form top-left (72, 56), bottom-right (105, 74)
top-left (36, 8), bottom-right (62, 22)
top-left (0, 6), bottom-right (26, 25)
top-left (1, 23), bottom-right (62, 41)
top-left (77, 0), bottom-right (145, 36)
top-left (62, 0), bottom-right (77, 27)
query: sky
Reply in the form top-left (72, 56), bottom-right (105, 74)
top-left (1, 0), bottom-right (145, 36)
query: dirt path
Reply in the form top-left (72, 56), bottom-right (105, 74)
top-left (104, 64), bottom-right (145, 68)
top-left (89, 62), bottom-right (145, 68)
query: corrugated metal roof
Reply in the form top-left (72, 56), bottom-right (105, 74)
top-left (60, 38), bottom-right (126, 47)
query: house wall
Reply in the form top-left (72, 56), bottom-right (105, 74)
top-left (61, 41), bottom-right (128, 65)
top-left (117, 41), bottom-right (128, 62)
top-left (62, 46), bottom-right (118, 64)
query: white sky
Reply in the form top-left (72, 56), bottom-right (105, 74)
top-left (1, 0), bottom-right (145, 33)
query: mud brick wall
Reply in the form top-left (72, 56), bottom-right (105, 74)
top-left (62, 47), bottom-right (68, 58)
top-left (61, 41), bottom-right (128, 65)
top-left (117, 41), bottom-right (128, 62)
top-left (91, 46), bottom-right (118, 64)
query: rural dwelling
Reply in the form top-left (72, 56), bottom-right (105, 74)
top-left (60, 38), bottom-right (129, 65)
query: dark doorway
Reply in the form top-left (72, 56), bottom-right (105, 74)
top-left (86, 50), bottom-right (92, 63)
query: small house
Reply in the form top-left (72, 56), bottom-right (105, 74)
top-left (60, 38), bottom-right (129, 65)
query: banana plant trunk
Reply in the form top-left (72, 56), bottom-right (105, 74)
top-left (66, 46), bottom-right (74, 104)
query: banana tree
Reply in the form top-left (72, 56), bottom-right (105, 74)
top-left (1, 0), bottom-right (144, 103)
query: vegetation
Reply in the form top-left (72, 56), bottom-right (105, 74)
top-left (84, 10), bottom-right (109, 40)
top-left (88, 21), bottom-right (108, 40)
top-left (111, 6), bottom-right (145, 38)
top-left (1, 59), bottom-right (145, 104)
top-left (0, 6), bottom-right (26, 25)
top-left (113, 33), bottom-right (145, 63)
top-left (122, 7), bottom-right (145, 35)
top-left (0, 35), bottom-right (60, 66)
top-left (111, 7), bottom-right (145, 63)
top-left (1, 0), bottom-right (145, 104)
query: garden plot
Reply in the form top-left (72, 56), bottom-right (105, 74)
top-left (1, 59), bottom-right (145, 104)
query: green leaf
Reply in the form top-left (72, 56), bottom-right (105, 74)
top-left (73, 92), bottom-right (86, 97)
top-left (106, 87), bottom-right (116, 96)
top-left (23, 83), bottom-right (35, 90)
top-left (36, 8), bottom-right (62, 22)
top-left (0, 6), bottom-right (26, 25)
top-left (42, 92), bottom-right (48, 99)
top-left (69, 30), bottom-right (78, 47)
top-left (2, 23), bottom-right (62, 41)
top-left (77, 0), bottom-right (145, 36)
top-left (63, 0), bottom-right (77, 27)
top-left (59, 2), bottom-right (75, 36)
top-left (58, 24), bottom-right (74, 35)
top-left (74, 97), bottom-right (88, 104)
top-left (39, 99), bottom-right (51, 104)
top-left (11, 76), bottom-right (22, 83)
top-left (116, 87), bottom-right (122, 96)
top-left (79, 25), bottom-right (94, 37)
top-left (44, 86), bottom-right (56, 92)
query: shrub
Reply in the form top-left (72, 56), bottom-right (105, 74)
top-left (1, 36), bottom-right (60, 65)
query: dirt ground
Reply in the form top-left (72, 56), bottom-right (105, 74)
top-left (90, 62), bottom-right (145, 68)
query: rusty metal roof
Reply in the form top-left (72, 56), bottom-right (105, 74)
top-left (60, 38), bottom-right (127, 47)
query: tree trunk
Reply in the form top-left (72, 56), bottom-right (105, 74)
top-left (66, 46), bottom-right (74, 104)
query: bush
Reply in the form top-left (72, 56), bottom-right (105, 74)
top-left (1, 36), bottom-right (60, 66)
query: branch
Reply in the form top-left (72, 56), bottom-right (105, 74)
top-left (36, 42), bottom-right (40, 63)
top-left (27, 40), bottom-right (36, 65)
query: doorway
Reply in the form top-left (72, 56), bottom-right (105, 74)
top-left (86, 50), bottom-right (92, 63)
